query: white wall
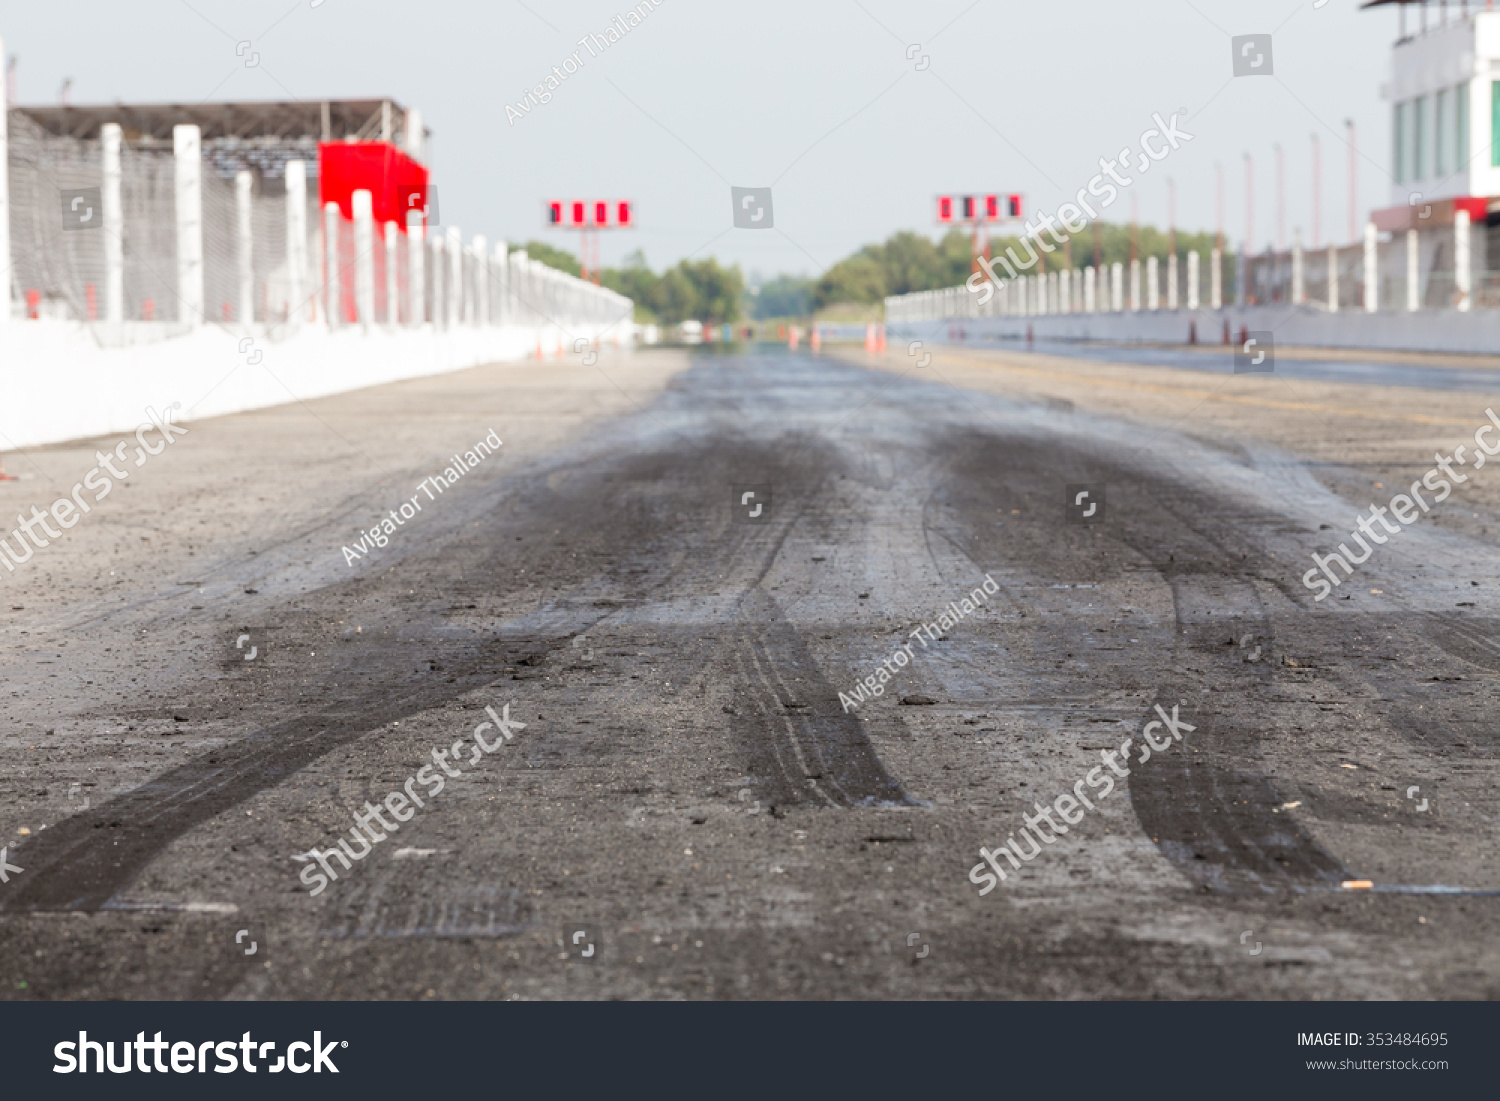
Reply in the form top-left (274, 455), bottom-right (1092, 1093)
top-left (0, 320), bottom-right (613, 450)
top-left (890, 307), bottom-right (1500, 357)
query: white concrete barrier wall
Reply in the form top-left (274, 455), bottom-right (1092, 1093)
top-left (0, 318), bottom-right (627, 450)
top-left (886, 306), bottom-right (1500, 357)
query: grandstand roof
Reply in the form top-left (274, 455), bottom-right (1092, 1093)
top-left (11, 98), bottom-right (422, 150)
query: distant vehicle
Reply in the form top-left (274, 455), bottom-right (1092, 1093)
top-left (677, 319), bottom-right (703, 344)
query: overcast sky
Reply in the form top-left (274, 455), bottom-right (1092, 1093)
top-left (3, 0), bottom-right (1405, 281)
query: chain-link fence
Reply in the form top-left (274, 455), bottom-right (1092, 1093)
top-left (7, 109), bottom-right (321, 328)
top-left (6, 107), bottom-right (631, 338)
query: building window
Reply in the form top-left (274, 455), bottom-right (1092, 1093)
top-left (1414, 95), bottom-right (1427, 179)
top-left (1394, 101), bottom-right (1406, 183)
top-left (1457, 81), bottom-right (1470, 172)
top-left (1492, 81), bottom-right (1500, 166)
top-left (1435, 89), bottom-right (1448, 176)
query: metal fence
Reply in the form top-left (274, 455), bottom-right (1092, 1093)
top-left (888, 228), bottom-right (1499, 321)
top-left (5, 108), bottom-right (630, 337)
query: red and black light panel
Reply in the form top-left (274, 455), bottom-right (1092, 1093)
top-left (548, 201), bottom-right (562, 224)
top-left (937, 195), bottom-right (952, 222)
top-left (571, 201), bottom-right (586, 226)
top-left (617, 201), bottom-right (632, 226)
top-left (985, 194), bottom-right (999, 220)
top-left (594, 201), bottom-right (609, 226)
top-left (1008, 193), bottom-right (1022, 219)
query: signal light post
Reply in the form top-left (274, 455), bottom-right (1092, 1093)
top-left (936, 193), bottom-right (1023, 276)
top-left (546, 199), bottom-right (634, 285)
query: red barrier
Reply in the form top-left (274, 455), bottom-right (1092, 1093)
top-left (319, 142), bottom-right (429, 228)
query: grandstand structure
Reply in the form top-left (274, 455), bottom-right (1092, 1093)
top-left (1, 85), bottom-right (627, 339)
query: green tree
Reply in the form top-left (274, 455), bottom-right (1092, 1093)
top-left (749, 274), bottom-right (813, 319)
top-left (673, 258), bottom-right (742, 324)
top-left (600, 250), bottom-right (659, 322)
top-left (518, 239), bottom-right (581, 278)
top-left (811, 229), bottom-right (974, 309)
top-left (983, 222), bottom-right (1237, 301)
top-left (645, 265), bottom-right (698, 325)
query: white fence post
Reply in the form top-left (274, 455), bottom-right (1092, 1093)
top-left (1363, 221), bottom-right (1378, 312)
top-left (236, 170), bottom-right (254, 325)
top-left (1327, 244), bottom-right (1339, 313)
top-left (102, 122), bottom-right (123, 324)
top-left (1111, 262), bottom-right (1123, 312)
top-left (431, 232), bottom-right (445, 329)
top-left (353, 190), bottom-right (374, 327)
top-left (173, 124), bottom-right (204, 326)
top-left (493, 241), bottom-right (508, 326)
top-left (1147, 255), bottom-right (1159, 310)
top-left (1167, 252), bottom-right (1178, 310)
top-left (1187, 250), bottom-right (1200, 310)
top-left (1291, 232), bottom-right (1303, 305)
top-left (1210, 247), bottom-right (1222, 309)
top-left (0, 33), bottom-right (9, 322)
top-left (407, 211), bottom-right (424, 326)
top-left (1129, 258), bottom-right (1141, 311)
top-left (1455, 209), bottom-right (1472, 311)
top-left (446, 226), bottom-right (462, 327)
top-left (510, 248), bottom-right (528, 327)
top-left (323, 201), bottom-right (341, 328)
top-left (285, 160), bottom-right (306, 326)
top-left (384, 221), bottom-right (399, 325)
top-left (1406, 228), bottom-right (1419, 311)
top-left (472, 235), bottom-right (487, 326)
top-left (1084, 266), bottom-right (1096, 312)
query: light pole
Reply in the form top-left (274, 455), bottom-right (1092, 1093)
top-left (1244, 152), bottom-right (1254, 254)
top-left (1310, 132), bottom-right (1321, 249)
top-left (1346, 118), bottom-right (1357, 244)
top-left (1274, 142), bottom-right (1285, 252)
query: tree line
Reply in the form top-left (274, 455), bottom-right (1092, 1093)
top-left (518, 223), bottom-right (1240, 324)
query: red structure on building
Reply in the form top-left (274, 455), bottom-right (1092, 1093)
top-left (319, 141), bottom-right (430, 228)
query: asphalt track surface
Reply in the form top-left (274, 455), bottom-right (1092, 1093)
top-left (2, 347), bottom-right (1498, 1000)
top-left (970, 337), bottom-right (1500, 393)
